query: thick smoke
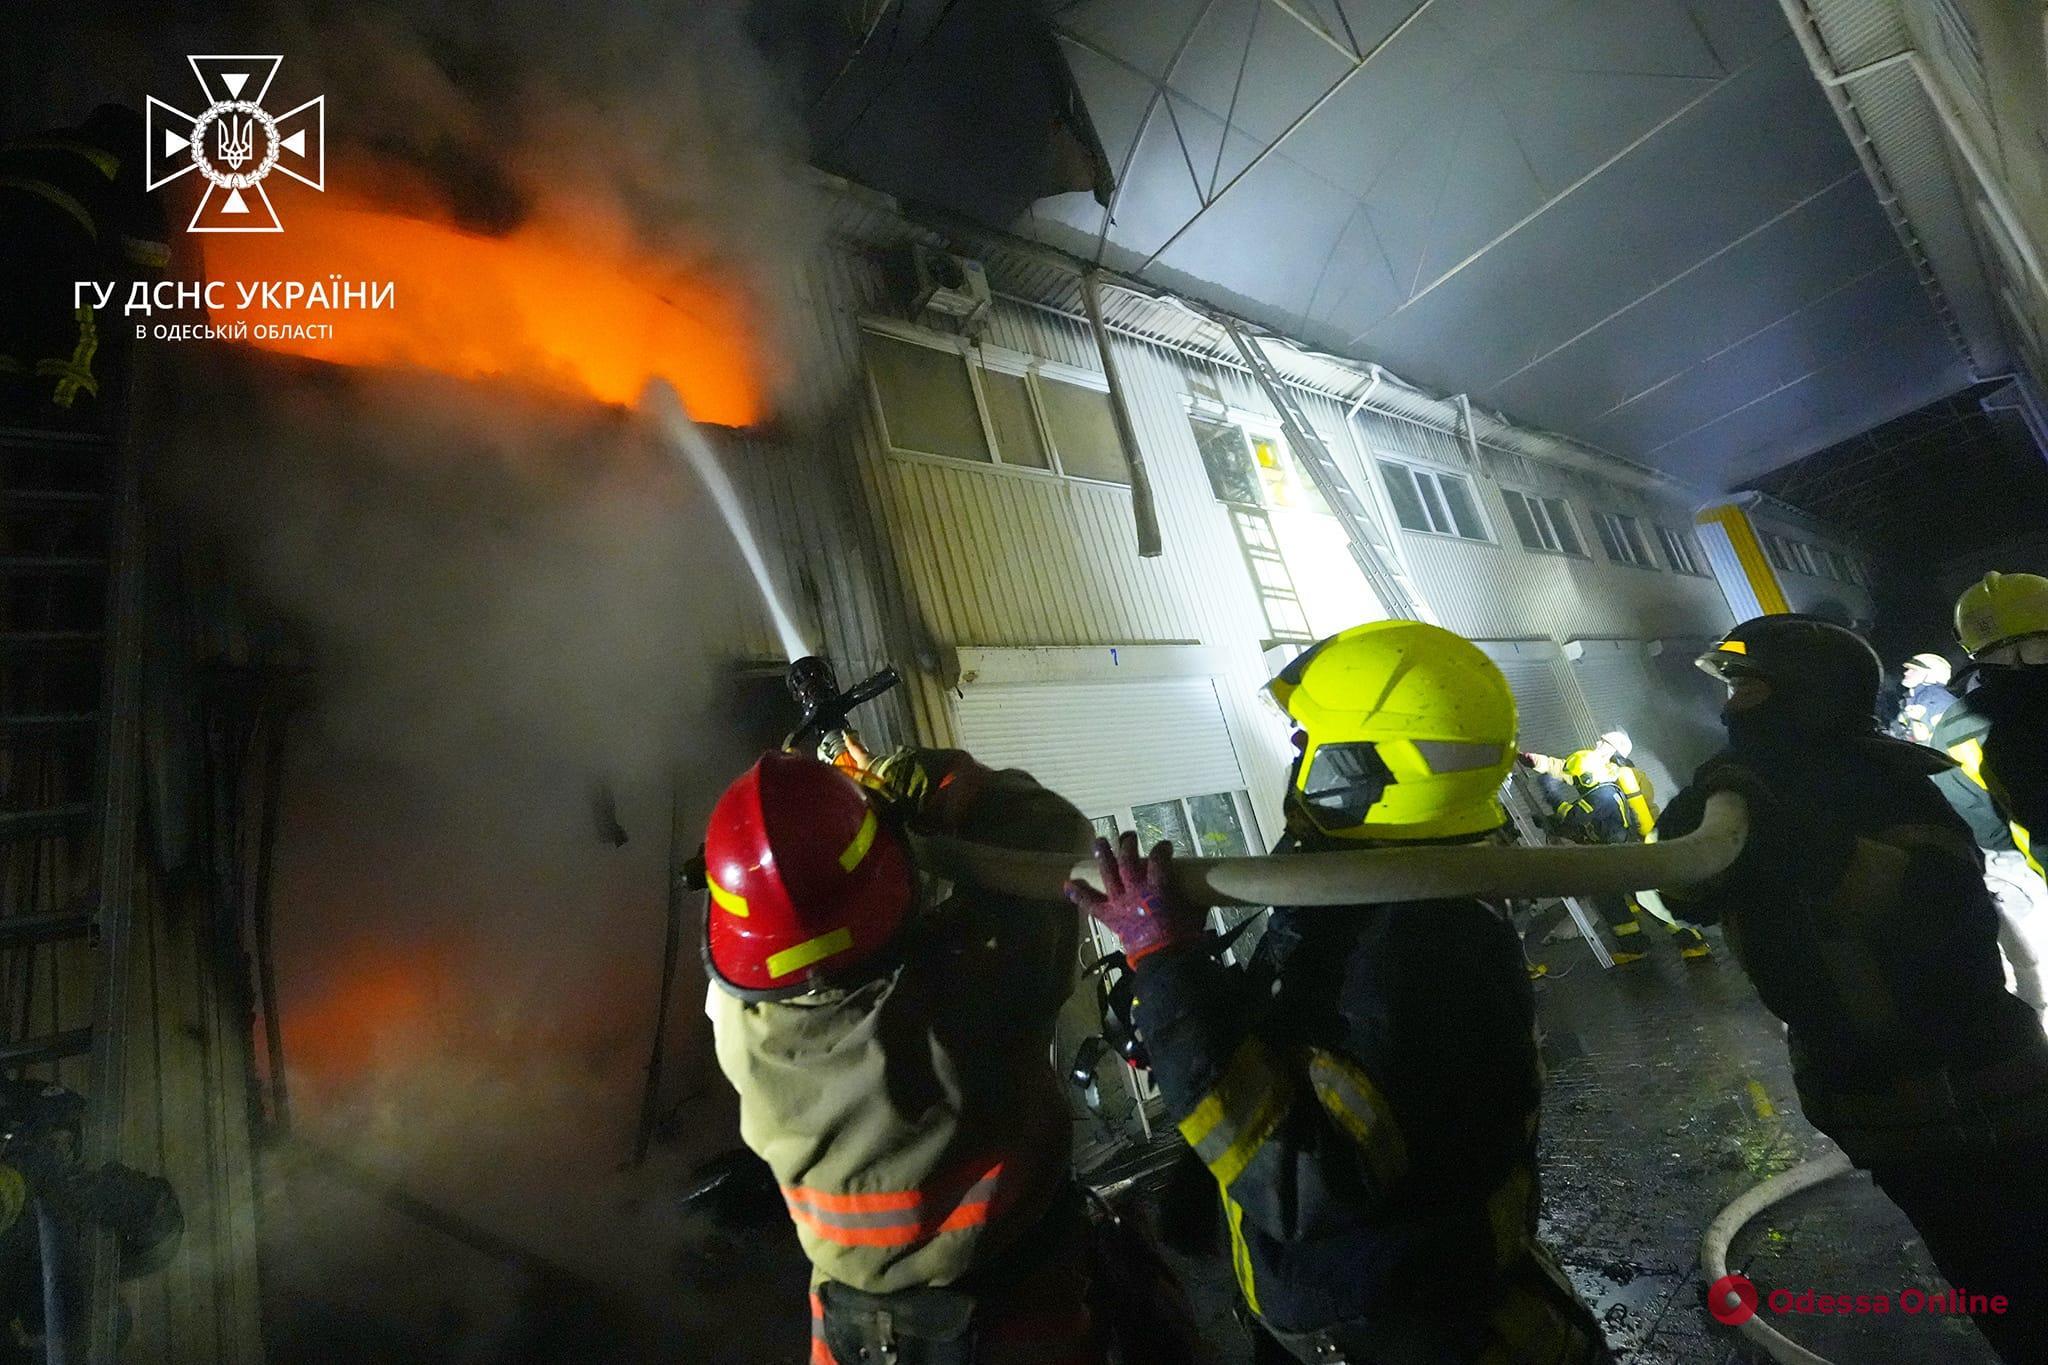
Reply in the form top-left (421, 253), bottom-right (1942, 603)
top-left (21, 0), bottom-right (844, 1356)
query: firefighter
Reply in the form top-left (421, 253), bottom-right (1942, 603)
top-left (0, 104), bottom-right (167, 423)
top-left (702, 747), bottom-right (1102, 1365)
top-left (1946, 572), bottom-right (2048, 857)
top-left (1070, 621), bottom-right (1610, 1365)
top-left (1656, 615), bottom-right (2048, 1362)
top-left (1523, 731), bottom-right (1710, 963)
top-left (1892, 652), bottom-right (1957, 743)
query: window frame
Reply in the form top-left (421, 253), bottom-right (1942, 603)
top-left (1375, 456), bottom-right (1493, 544)
top-left (1594, 510), bottom-right (1660, 570)
top-left (1499, 487), bottom-right (1586, 557)
top-left (860, 318), bottom-right (1134, 487)
top-left (1652, 522), bottom-right (1707, 576)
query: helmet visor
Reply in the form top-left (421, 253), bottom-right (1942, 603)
top-left (1300, 742), bottom-right (1395, 828)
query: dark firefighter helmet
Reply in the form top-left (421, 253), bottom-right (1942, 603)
top-left (1696, 615), bottom-right (1882, 733)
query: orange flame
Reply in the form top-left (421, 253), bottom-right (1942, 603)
top-left (280, 943), bottom-right (452, 1088)
top-left (199, 188), bottom-right (765, 426)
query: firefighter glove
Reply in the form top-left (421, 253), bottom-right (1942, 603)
top-left (1065, 833), bottom-right (1204, 966)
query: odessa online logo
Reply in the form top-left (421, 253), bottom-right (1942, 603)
top-left (146, 56), bottom-right (324, 233)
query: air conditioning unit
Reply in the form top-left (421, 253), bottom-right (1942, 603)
top-left (910, 245), bottom-right (990, 327)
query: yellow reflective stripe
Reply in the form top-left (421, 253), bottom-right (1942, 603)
top-left (1949, 738), bottom-right (2042, 874)
top-left (1719, 638), bottom-right (1748, 655)
top-left (1697, 505), bottom-right (1791, 615)
top-left (1223, 1194), bottom-right (1260, 1316)
top-left (0, 1164), bottom-right (22, 1238)
top-left (2, 137), bottom-right (119, 178)
top-left (1178, 1037), bottom-right (1293, 1189)
top-left (122, 235), bottom-right (170, 269)
top-left (38, 308), bottom-right (98, 408)
top-left (707, 875), bottom-right (749, 918)
top-left (766, 926), bottom-right (854, 980)
top-left (0, 175), bottom-right (97, 238)
top-left (1612, 918), bottom-right (1641, 936)
top-left (1306, 1047), bottom-right (1408, 1188)
top-left (839, 808), bottom-right (878, 872)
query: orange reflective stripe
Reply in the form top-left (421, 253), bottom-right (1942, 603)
top-left (782, 1161), bottom-right (1008, 1248)
top-left (781, 1185), bottom-right (923, 1214)
top-left (809, 1292), bottom-right (835, 1364)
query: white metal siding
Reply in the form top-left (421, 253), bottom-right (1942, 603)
top-left (954, 677), bottom-right (1247, 818)
top-left (1474, 639), bottom-right (1592, 756)
top-left (1568, 640), bottom-right (1677, 797)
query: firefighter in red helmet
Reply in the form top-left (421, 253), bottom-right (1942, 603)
top-left (703, 747), bottom-right (1103, 1365)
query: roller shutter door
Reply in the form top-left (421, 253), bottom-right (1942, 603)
top-left (1568, 638), bottom-right (1723, 799)
top-left (1473, 639), bottom-right (1589, 758)
top-left (953, 676), bottom-right (1247, 820)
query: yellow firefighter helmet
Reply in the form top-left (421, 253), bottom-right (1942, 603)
top-left (1956, 572), bottom-right (2048, 659)
top-left (1266, 620), bottom-right (1517, 841)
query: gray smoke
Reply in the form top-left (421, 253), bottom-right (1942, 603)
top-left (57, 1), bottom-right (850, 1355)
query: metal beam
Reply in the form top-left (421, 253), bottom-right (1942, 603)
top-left (1136, 0), bottom-right (1440, 274)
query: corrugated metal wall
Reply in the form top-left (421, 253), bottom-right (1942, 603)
top-left (1746, 504), bottom-right (1878, 622)
top-left (745, 237), bottom-right (1784, 833)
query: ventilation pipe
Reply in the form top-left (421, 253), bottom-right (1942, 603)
top-left (1080, 271), bottom-right (1163, 557)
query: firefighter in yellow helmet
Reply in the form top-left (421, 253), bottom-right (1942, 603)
top-left (1522, 731), bottom-right (1711, 963)
top-left (1069, 621), bottom-right (1609, 1365)
top-left (1935, 572), bottom-right (2048, 876)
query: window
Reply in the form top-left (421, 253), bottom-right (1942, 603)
top-left (1378, 460), bottom-right (1488, 541)
top-left (864, 328), bottom-right (1131, 483)
top-left (1251, 433), bottom-right (1331, 515)
top-left (866, 331), bottom-right (991, 463)
top-left (1654, 523), bottom-right (1705, 575)
top-left (1192, 418), bottom-right (1262, 505)
top-left (1760, 532), bottom-right (1792, 572)
top-left (1784, 541), bottom-right (1817, 576)
top-left (1036, 376), bottom-right (1130, 484)
top-left (978, 368), bottom-right (1049, 470)
top-left (1122, 791), bottom-right (1256, 860)
top-left (1846, 557), bottom-right (1869, 587)
top-left (1595, 511), bottom-right (1658, 569)
top-left (1500, 489), bottom-right (1584, 556)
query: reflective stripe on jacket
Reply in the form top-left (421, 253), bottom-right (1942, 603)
top-left (709, 759), bottom-right (1090, 1294)
top-left (1134, 884), bottom-right (1596, 1357)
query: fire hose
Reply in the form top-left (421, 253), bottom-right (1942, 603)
top-left (1699, 1151), bottom-right (1854, 1365)
top-left (912, 790), bottom-right (1750, 908)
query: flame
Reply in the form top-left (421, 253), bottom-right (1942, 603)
top-left (280, 942), bottom-right (452, 1089)
top-left (199, 188), bottom-right (765, 425)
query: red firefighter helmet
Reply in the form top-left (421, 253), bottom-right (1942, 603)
top-left (702, 751), bottom-right (915, 998)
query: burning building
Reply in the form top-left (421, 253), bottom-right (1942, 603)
top-left (3, 0), bottom-right (2048, 1362)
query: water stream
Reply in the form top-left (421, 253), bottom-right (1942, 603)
top-left (643, 379), bottom-right (810, 662)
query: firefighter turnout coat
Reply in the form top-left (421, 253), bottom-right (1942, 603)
top-left (1132, 845), bottom-right (1607, 1364)
top-left (1659, 734), bottom-right (2048, 1166)
top-left (708, 757), bottom-right (1091, 1296)
top-left (1526, 750), bottom-right (1654, 843)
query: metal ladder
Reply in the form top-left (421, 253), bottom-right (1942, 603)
top-left (1220, 317), bottom-right (1426, 621)
top-left (1216, 321), bottom-right (1616, 967)
top-left (1, 415), bottom-right (146, 1359)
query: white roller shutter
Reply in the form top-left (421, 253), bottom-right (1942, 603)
top-left (1568, 638), bottom-right (1724, 799)
top-left (953, 676), bottom-right (1248, 819)
top-left (1473, 639), bottom-right (1589, 758)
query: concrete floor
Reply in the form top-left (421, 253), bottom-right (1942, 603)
top-left (1527, 919), bottom-right (2000, 1365)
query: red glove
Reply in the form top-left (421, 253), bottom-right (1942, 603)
top-left (1065, 833), bottom-right (1204, 966)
